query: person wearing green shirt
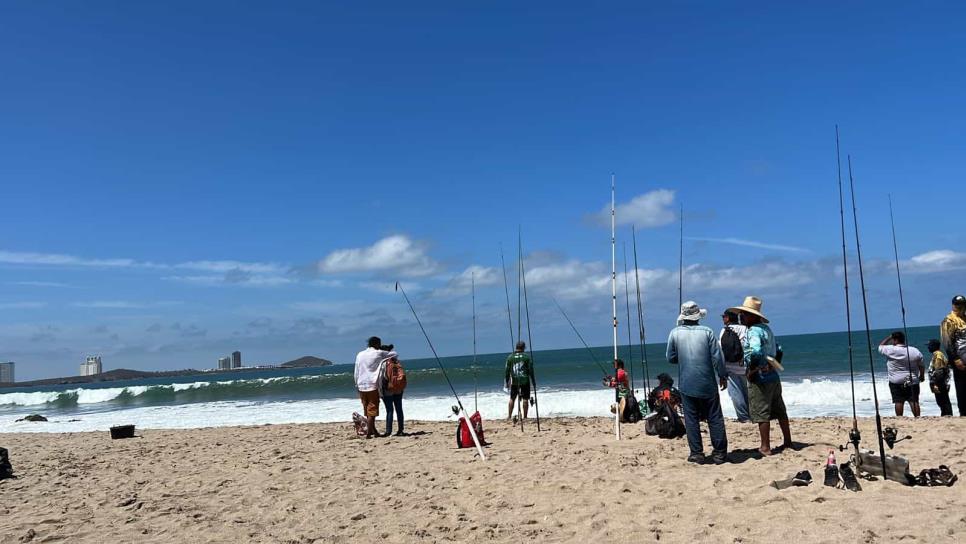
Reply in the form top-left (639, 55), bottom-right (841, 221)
top-left (505, 340), bottom-right (533, 421)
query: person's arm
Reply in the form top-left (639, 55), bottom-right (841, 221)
top-left (504, 357), bottom-right (511, 386)
top-left (917, 352), bottom-right (926, 383)
top-left (710, 330), bottom-right (727, 390)
top-left (745, 328), bottom-right (763, 368)
top-left (666, 331), bottom-right (678, 365)
top-left (528, 356), bottom-right (535, 384)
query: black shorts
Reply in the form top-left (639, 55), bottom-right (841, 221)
top-left (510, 383), bottom-right (531, 400)
top-left (889, 382), bottom-right (920, 404)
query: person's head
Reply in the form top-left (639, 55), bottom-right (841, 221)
top-left (722, 310), bottom-right (739, 325)
top-left (729, 296), bottom-right (768, 326)
top-left (380, 344), bottom-right (394, 352)
top-left (677, 301), bottom-right (707, 325)
top-left (515, 340), bottom-right (526, 352)
top-left (953, 295), bottom-right (966, 315)
top-left (367, 336), bottom-right (382, 349)
top-left (890, 331), bottom-right (906, 345)
top-left (927, 339), bottom-right (941, 353)
top-left (614, 358), bottom-right (625, 370)
top-left (656, 372), bottom-right (674, 387)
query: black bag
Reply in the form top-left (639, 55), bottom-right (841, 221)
top-left (644, 403), bottom-right (686, 439)
top-left (721, 326), bottom-right (744, 363)
top-left (624, 393), bottom-right (642, 423)
top-left (0, 447), bottom-right (13, 480)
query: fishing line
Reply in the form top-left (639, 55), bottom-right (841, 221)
top-left (835, 126), bottom-right (860, 449)
top-left (846, 155), bottom-right (889, 480)
top-left (622, 243), bottom-right (635, 388)
top-left (552, 297), bottom-right (610, 378)
top-left (888, 195), bottom-right (916, 385)
top-left (471, 272), bottom-right (478, 414)
top-left (499, 245), bottom-right (515, 347)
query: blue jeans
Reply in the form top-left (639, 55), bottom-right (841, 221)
top-left (726, 373), bottom-right (750, 423)
top-left (382, 392), bottom-right (404, 435)
top-left (681, 394), bottom-right (728, 458)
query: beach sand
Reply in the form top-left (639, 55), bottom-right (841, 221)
top-left (1, 415), bottom-right (965, 543)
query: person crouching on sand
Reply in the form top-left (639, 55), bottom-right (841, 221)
top-left (666, 301), bottom-right (729, 465)
top-left (505, 341), bottom-right (533, 421)
top-left (729, 296), bottom-right (792, 456)
top-left (354, 336), bottom-right (389, 439)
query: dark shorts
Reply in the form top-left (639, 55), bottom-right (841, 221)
top-left (359, 390), bottom-right (380, 417)
top-left (748, 380), bottom-right (788, 423)
top-left (889, 382), bottom-right (920, 404)
top-left (510, 383), bottom-right (531, 400)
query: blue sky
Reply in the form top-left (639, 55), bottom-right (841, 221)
top-left (1, 2), bottom-right (964, 380)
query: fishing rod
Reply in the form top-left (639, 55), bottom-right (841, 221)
top-left (471, 272), bottom-right (478, 414)
top-left (888, 195), bottom-right (916, 388)
top-left (846, 156), bottom-right (889, 480)
top-left (835, 126), bottom-right (860, 453)
top-left (396, 282), bottom-right (485, 461)
top-left (520, 230), bottom-right (541, 431)
top-left (514, 229), bottom-right (525, 432)
top-left (678, 203), bottom-right (684, 310)
top-left (499, 245), bottom-right (515, 347)
top-left (610, 174), bottom-right (621, 440)
top-left (552, 297), bottom-right (610, 378)
top-left (632, 225), bottom-right (651, 397)
top-left (622, 243), bottom-right (635, 388)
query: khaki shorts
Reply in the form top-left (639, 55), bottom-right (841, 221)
top-left (359, 390), bottom-right (380, 417)
top-left (748, 380), bottom-right (788, 423)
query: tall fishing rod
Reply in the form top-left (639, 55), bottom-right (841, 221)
top-left (610, 174), bottom-right (621, 440)
top-left (622, 243), bottom-right (635, 388)
top-left (471, 272), bottom-right (478, 414)
top-left (678, 203), bottom-right (684, 310)
top-left (632, 225), bottom-right (651, 396)
top-left (499, 244), bottom-right (515, 347)
top-left (517, 228), bottom-right (523, 345)
top-left (396, 282), bottom-right (485, 461)
top-left (552, 297), bottom-right (610, 378)
top-left (888, 195), bottom-right (916, 386)
top-left (835, 126), bottom-right (860, 452)
top-left (520, 230), bottom-right (541, 431)
top-left (846, 156), bottom-right (888, 480)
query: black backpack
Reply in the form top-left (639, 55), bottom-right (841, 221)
top-left (0, 447), bottom-right (13, 480)
top-left (644, 402), bottom-right (686, 439)
top-left (624, 393), bottom-right (642, 423)
top-left (721, 326), bottom-right (744, 363)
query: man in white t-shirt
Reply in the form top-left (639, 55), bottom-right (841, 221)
top-left (719, 311), bottom-right (750, 423)
top-left (354, 336), bottom-right (389, 438)
top-left (878, 331), bottom-right (925, 417)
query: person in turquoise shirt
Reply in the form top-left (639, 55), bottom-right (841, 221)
top-left (729, 296), bottom-right (792, 456)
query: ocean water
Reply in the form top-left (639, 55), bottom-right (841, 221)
top-left (0, 326), bottom-right (955, 433)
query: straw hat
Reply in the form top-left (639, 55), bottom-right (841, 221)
top-left (728, 296), bottom-right (769, 323)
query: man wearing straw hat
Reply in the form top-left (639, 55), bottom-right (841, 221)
top-left (666, 301), bottom-right (729, 465)
top-left (729, 296), bottom-right (792, 456)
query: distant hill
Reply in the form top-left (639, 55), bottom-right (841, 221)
top-left (279, 356), bottom-right (334, 368)
top-left (1, 368), bottom-right (204, 389)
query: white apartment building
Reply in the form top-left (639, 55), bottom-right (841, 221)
top-left (80, 355), bottom-right (103, 376)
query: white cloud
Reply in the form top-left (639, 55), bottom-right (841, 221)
top-left (432, 265), bottom-right (501, 297)
top-left (317, 235), bottom-right (440, 277)
top-left (162, 274), bottom-right (294, 287)
top-left (687, 237), bottom-right (810, 253)
top-left (173, 260), bottom-right (287, 275)
top-left (595, 189), bottom-right (677, 228)
top-left (8, 281), bottom-right (75, 288)
top-left (903, 250), bottom-right (966, 274)
top-left (0, 250), bottom-right (144, 268)
top-left (72, 301), bottom-right (183, 309)
top-left (0, 301), bottom-right (48, 309)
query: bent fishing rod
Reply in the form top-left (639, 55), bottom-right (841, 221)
top-left (520, 229), bottom-right (541, 431)
top-left (552, 297), bottom-right (611, 378)
top-left (847, 156), bottom-right (889, 480)
top-left (396, 282), bottom-right (486, 461)
top-left (835, 126), bottom-right (860, 452)
top-left (888, 195), bottom-right (916, 387)
top-left (632, 225), bottom-right (651, 397)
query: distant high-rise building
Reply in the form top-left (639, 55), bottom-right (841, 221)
top-left (231, 351), bottom-right (241, 369)
top-left (80, 356), bottom-right (103, 376)
top-left (217, 357), bottom-right (231, 371)
top-left (0, 362), bottom-right (14, 383)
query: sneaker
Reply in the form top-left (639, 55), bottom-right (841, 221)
top-left (839, 463), bottom-right (862, 492)
top-left (687, 453), bottom-right (707, 464)
top-left (711, 453), bottom-right (728, 465)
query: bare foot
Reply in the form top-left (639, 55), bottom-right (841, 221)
top-left (759, 447), bottom-right (773, 456)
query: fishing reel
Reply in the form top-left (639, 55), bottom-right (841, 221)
top-left (883, 427), bottom-right (911, 449)
top-left (451, 405), bottom-right (460, 416)
top-left (838, 427), bottom-right (862, 453)
top-left (529, 396), bottom-right (536, 406)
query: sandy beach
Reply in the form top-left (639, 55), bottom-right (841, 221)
top-left (1, 416), bottom-right (965, 543)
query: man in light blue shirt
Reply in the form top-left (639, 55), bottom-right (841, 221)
top-left (666, 301), bottom-right (729, 464)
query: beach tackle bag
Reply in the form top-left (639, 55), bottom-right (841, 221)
top-left (386, 358), bottom-right (407, 394)
top-left (644, 402), bottom-right (686, 439)
top-left (0, 447), bottom-right (12, 480)
top-left (721, 326), bottom-right (744, 363)
top-left (456, 411), bottom-right (485, 448)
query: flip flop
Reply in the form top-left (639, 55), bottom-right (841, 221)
top-left (771, 470), bottom-right (812, 489)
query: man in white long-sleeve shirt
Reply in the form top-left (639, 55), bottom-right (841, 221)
top-left (355, 336), bottom-right (388, 438)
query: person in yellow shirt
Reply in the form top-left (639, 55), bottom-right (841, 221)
top-left (940, 295), bottom-right (966, 416)
top-left (927, 339), bottom-right (952, 416)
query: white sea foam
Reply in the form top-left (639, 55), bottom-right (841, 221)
top-left (1, 377), bottom-right (956, 433)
